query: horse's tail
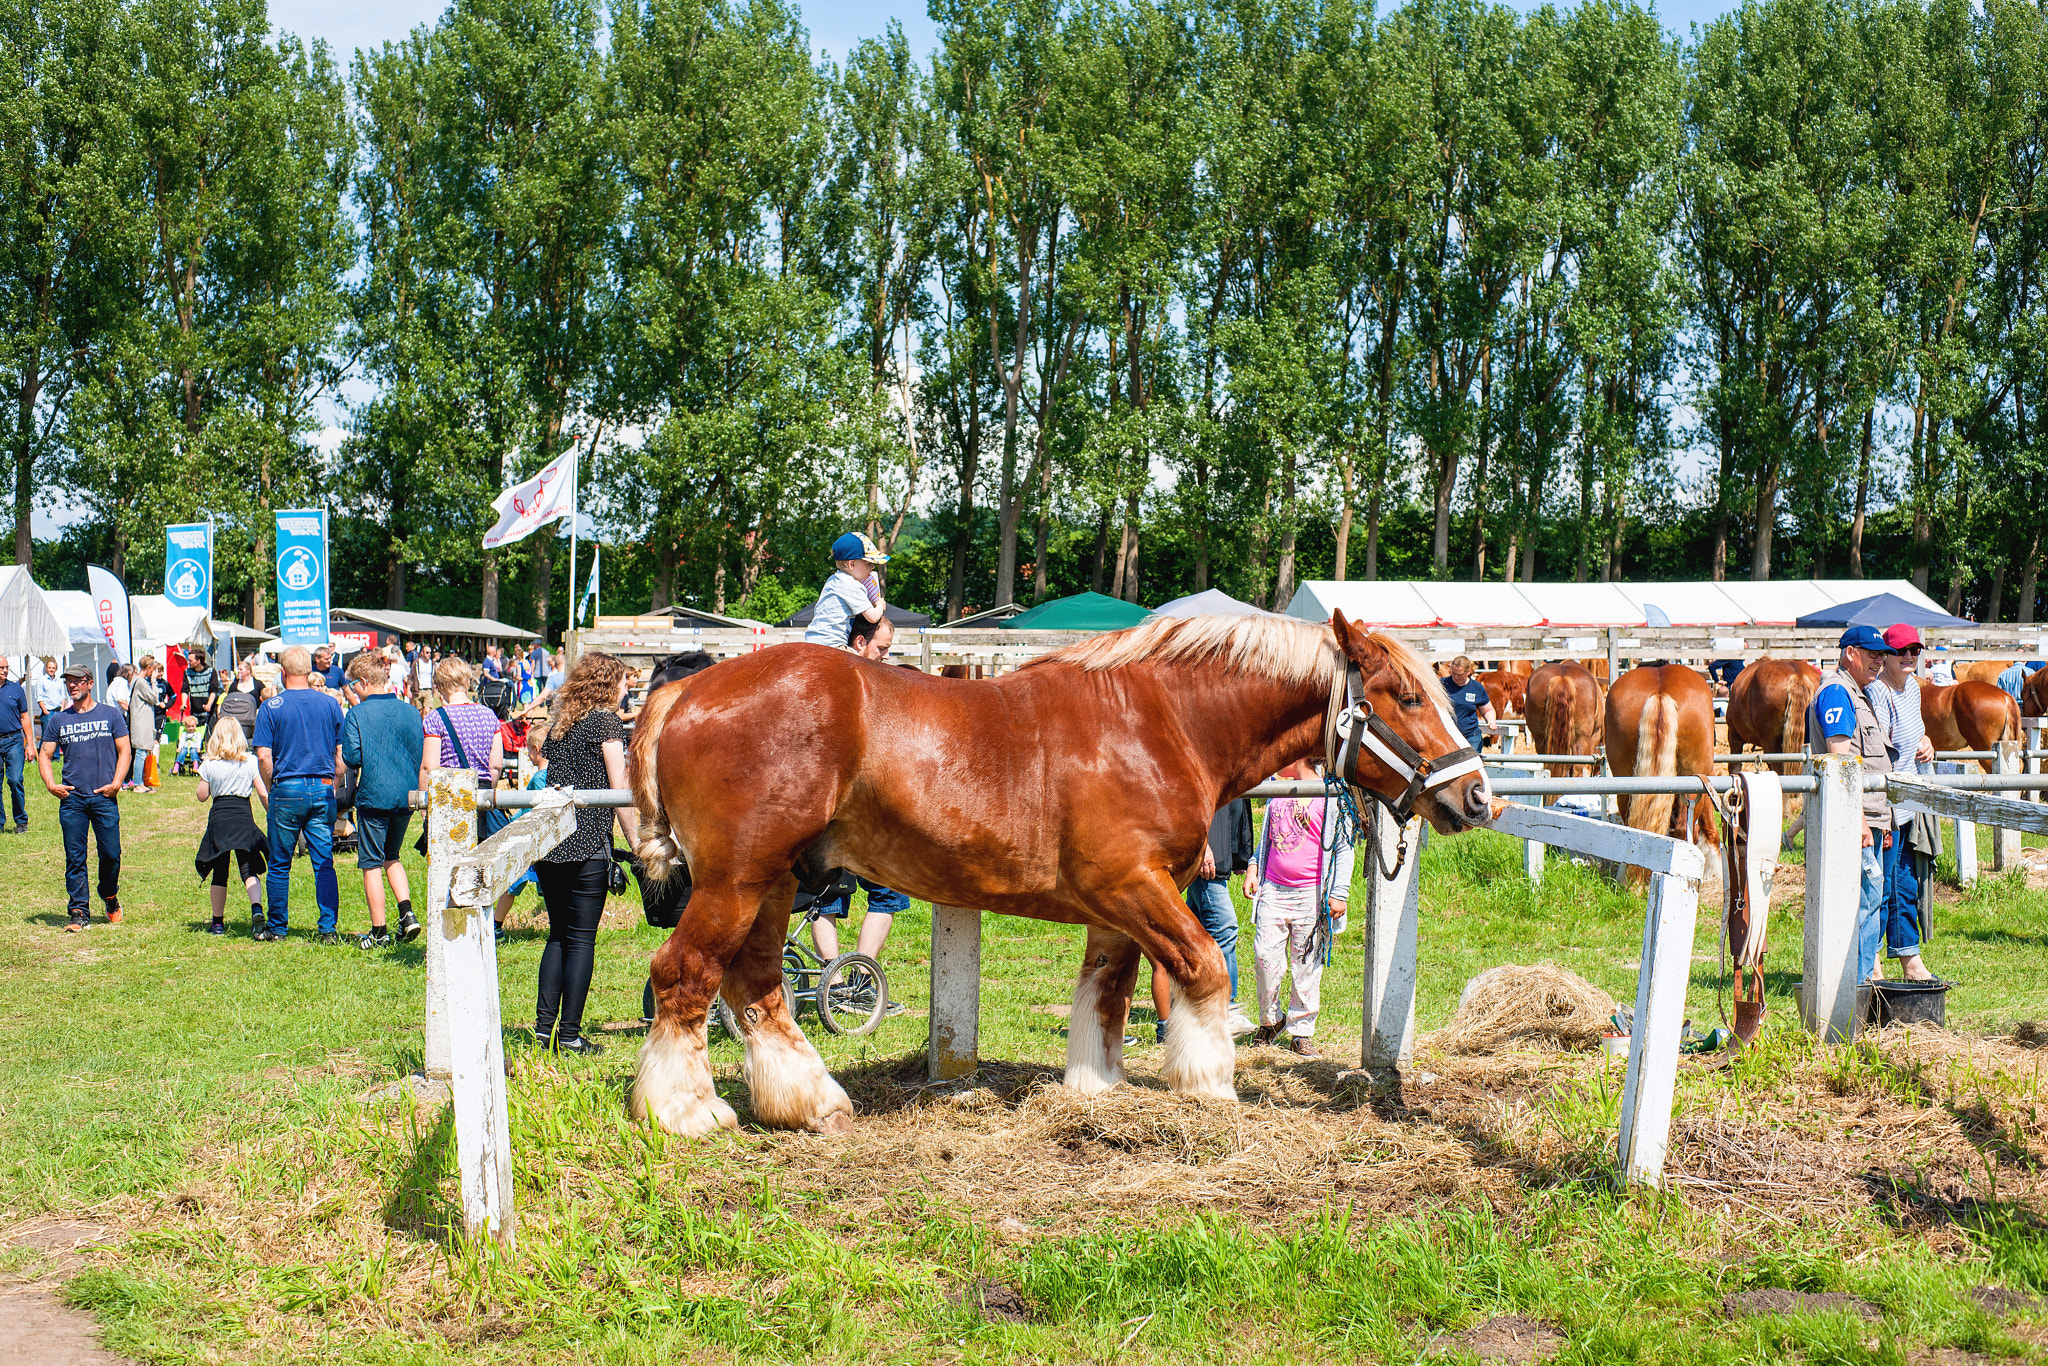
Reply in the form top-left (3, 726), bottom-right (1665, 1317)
top-left (630, 679), bottom-right (688, 881)
top-left (1630, 693), bottom-right (1681, 841)
top-left (1781, 665), bottom-right (1819, 762)
top-left (1543, 675), bottom-right (1576, 781)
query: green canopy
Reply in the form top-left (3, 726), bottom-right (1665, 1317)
top-left (998, 591), bottom-right (1152, 631)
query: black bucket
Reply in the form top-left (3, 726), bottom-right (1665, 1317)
top-left (1870, 979), bottom-right (1949, 1028)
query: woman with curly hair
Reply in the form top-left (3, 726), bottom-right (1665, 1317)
top-left (533, 651), bottom-right (642, 1055)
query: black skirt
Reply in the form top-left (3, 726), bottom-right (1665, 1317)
top-left (195, 794), bottom-right (268, 879)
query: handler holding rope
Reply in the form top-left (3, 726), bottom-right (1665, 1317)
top-left (1246, 758), bottom-right (1355, 1057)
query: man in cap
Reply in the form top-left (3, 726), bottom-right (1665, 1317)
top-left (1867, 625), bottom-right (1938, 982)
top-left (804, 531), bottom-right (889, 648)
top-left (36, 663), bottom-right (132, 931)
top-left (1807, 626), bottom-right (1904, 984)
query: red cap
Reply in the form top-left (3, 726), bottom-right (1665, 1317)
top-left (1883, 624), bottom-right (1922, 650)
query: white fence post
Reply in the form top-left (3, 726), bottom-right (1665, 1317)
top-left (1361, 807), bottom-right (1425, 1080)
top-left (423, 768), bottom-right (478, 1080)
top-left (927, 906), bottom-right (981, 1081)
top-left (2026, 719), bottom-right (2046, 804)
top-left (1992, 740), bottom-right (2022, 871)
top-left (1801, 753), bottom-right (1862, 1043)
top-left (1953, 810), bottom-right (1979, 887)
top-left (1617, 870), bottom-right (1700, 1187)
top-left (442, 859), bottom-right (516, 1254)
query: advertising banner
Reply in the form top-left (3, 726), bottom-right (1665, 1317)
top-left (164, 522), bottom-right (213, 613)
top-left (274, 509), bottom-right (330, 647)
top-left (86, 564), bottom-right (133, 666)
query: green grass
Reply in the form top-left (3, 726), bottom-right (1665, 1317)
top-left (1, 777), bottom-right (2044, 1363)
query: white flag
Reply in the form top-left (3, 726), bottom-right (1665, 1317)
top-left (482, 454), bottom-right (575, 549)
top-left (86, 563), bottom-right (133, 665)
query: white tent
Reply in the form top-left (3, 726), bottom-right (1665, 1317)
top-left (1412, 582), bottom-right (1543, 627)
top-left (1150, 588), bottom-right (1272, 619)
top-left (132, 595), bottom-right (215, 659)
top-left (1612, 582), bottom-right (1748, 626)
top-left (1516, 582), bottom-right (1646, 627)
top-left (1713, 580), bottom-right (1839, 624)
top-left (0, 566), bottom-right (70, 659)
top-left (1284, 580), bottom-right (1439, 625)
top-left (1811, 579), bottom-right (1945, 614)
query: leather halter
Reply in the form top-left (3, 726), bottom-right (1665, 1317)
top-left (1327, 660), bottom-right (1486, 822)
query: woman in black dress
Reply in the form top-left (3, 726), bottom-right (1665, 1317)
top-left (534, 652), bottom-right (641, 1054)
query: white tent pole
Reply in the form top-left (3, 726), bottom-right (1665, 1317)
top-left (564, 441), bottom-right (577, 647)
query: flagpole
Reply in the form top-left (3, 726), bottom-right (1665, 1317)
top-left (565, 439), bottom-right (578, 646)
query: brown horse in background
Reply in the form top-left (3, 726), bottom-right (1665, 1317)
top-left (1475, 670), bottom-right (1528, 719)
top-left (1524, 662), bottom-right (1603, 792)
top-left (1957, 660), bottom-right (2013, 686)
top-left (1726, 657), bottom-right (1821, 774)
top-left (2024, 668), bottom-right (2048, 719)
top-left (1922, 680), bottom-right (2020, 762)
top-left (1606, 665), bottom-right (1721, 878)
top-left (626, 611), bottom-right (1493, 1137)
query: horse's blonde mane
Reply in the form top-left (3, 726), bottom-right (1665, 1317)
top-left (1373, 632), bottom-right (1448, 700)
top-left (1028, 613), bottom-right (1342, 686)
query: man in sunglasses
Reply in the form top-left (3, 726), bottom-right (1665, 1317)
top-left (1868, 625), bottom-right (1939, 983)
top-left (1807, 626), bottom-right (1898, 985)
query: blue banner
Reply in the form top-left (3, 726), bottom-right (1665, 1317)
top-left (164, 522), bottom-right (212, 613)
top-left (274, 508), bottom-right (330, 646)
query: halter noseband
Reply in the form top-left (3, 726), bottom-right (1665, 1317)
top-left (1327, 660), bottom-right (1486, 823)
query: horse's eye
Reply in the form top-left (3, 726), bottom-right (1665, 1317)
top-left (1400, 693), bottom-right (1422, 709)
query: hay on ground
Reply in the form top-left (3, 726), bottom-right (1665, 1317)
top-left (1434, 964), bottom-right (1616, 1055)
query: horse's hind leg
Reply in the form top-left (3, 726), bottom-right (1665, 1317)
top-left (726, 880), bottom-right (852, 1135)
top-left (632, 887), bottom-right (751, 1137)
top-left (1065, 925), bottom-right (1142, 1093)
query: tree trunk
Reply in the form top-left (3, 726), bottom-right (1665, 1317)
top-left (1987, 563), bottom-right (2006, 624)
top-left (1849, 406), bottom-right (1873, 578)
top-left (1272, 442), bottom-right (1297, 609)
top-left (1750, 453), bottom-right (1778, 582)
top-left (1471, 346), bottom-right (1490, 580)
top-left (1709, 326), bottom-right (1735, 582)
top-left (2018, 527), bottom-right (2041, 625)
top-left (11, 338), bottom-right (39, 565)
top-left (1089, 505), bottom-right (1111, 593)
top-left (712, 556), bottom-right (726, 615)
top-left (533, 542), bottom-right (552, 638)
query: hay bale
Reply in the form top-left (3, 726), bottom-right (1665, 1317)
top-left (1435, 964), bottom-right (1616, 1055)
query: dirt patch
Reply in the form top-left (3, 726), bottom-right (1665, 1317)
top-left (1720, 1289), bottom-right (1881, 1320)
top-left (1, 1221), bottom-right (128, 1366)
top-left (1909, 1351), bottom-right (2023, 1365)
top-left (951, 1278), bottom-right (1031, 1324)
top-left (1425, 1314), bottom-right (1564, 1362)
top-left (1970, 1285), bottom-right (2046, 1318)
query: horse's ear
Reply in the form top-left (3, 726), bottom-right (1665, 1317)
top-left (1330, 609), bottom-right (1374, 663)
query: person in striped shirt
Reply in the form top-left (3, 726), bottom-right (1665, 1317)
top-left (1868, 624), bottom-right (1937, 982)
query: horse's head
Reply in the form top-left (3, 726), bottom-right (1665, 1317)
top-left (1330, 610), bottom-right (1495, 833)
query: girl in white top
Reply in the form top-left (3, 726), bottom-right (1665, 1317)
top-left (194, 716), bottom-right (270, 935)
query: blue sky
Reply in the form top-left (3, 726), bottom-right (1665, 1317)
top-left (273, 0), bottom-right (1741, 66)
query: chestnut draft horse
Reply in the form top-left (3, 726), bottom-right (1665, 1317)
top-left (1475, 670), bottom-right (1528, 719)
top-left (1726, 658), bottom-right (1822, 774)
top-left (1922, 680), bottom-right (2021, 762)
top-left (1606, 665), bottom-right (1721, 877)
top-left (2024, 667), bottom-right (2048, 719)
top-left (625, 612), bottom-right (1494, 1137)
top-left (1523, 662), bottom-right (1603, 789)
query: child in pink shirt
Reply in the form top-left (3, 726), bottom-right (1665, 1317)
top-left (1246, 758), bottom-right (1356, 1057)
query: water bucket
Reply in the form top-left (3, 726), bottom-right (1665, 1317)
top-left (1870, 979), bottom-right (1949, 1029)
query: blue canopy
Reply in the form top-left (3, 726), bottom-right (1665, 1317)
top-left (1794, 592), bottom-right (1973, 630)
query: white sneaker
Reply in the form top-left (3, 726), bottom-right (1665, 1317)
top-left (1227, 1007), bottom-right (1257, 1037)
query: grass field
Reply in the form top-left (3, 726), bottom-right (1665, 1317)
top-left (1, 774), bottom-right (2044, 1364)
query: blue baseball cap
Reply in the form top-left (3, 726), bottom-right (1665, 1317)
top-left (829, 531), bottom-right (889, 565)
top-left (1838, 625), bottom-right (1892, 653)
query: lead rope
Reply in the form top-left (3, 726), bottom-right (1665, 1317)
top-left (1309, 768), bottom-right (1374, 966)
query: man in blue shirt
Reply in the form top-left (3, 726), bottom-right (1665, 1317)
top-left (36, 664), bottom-right (131, 931)
top-left (1995, 659), bottom-right (2044, 702)
top-left (313, 644), bottom-right (345, 692)
top-left (1807, 625), bottom-right (1915, 984)
top-left (0, 656), bottom-right (32, 832)
top-left (253, 645), bottom-right (346, 942)
top-left (1439, 655), bottom-right (1497, 749)
top-left (342, 650), bottom-right (424, 948)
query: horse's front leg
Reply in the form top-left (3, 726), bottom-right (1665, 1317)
top-left (632, 884), bottom-right (753, 1137)
top-left (727, 880), bottom-right (852, 1134)
top-left (1065, 924), bottom-right (1142, 1093)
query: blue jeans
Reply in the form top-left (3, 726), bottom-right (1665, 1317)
top-left (1186, 877), bottom-right (1241, 1000)
top-left (57, 792), bottom-right (120, 914)
top-left (818, 877), bottom-right (909, 919)
top-left (0, 732), bottom-right (24, 827)
top-left (266, 778), bottom-right (338, 935)
top-left (1855, 828), bottom-right (1887, 983)
top-left (1881, 822), bottom-right (1922, 960)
